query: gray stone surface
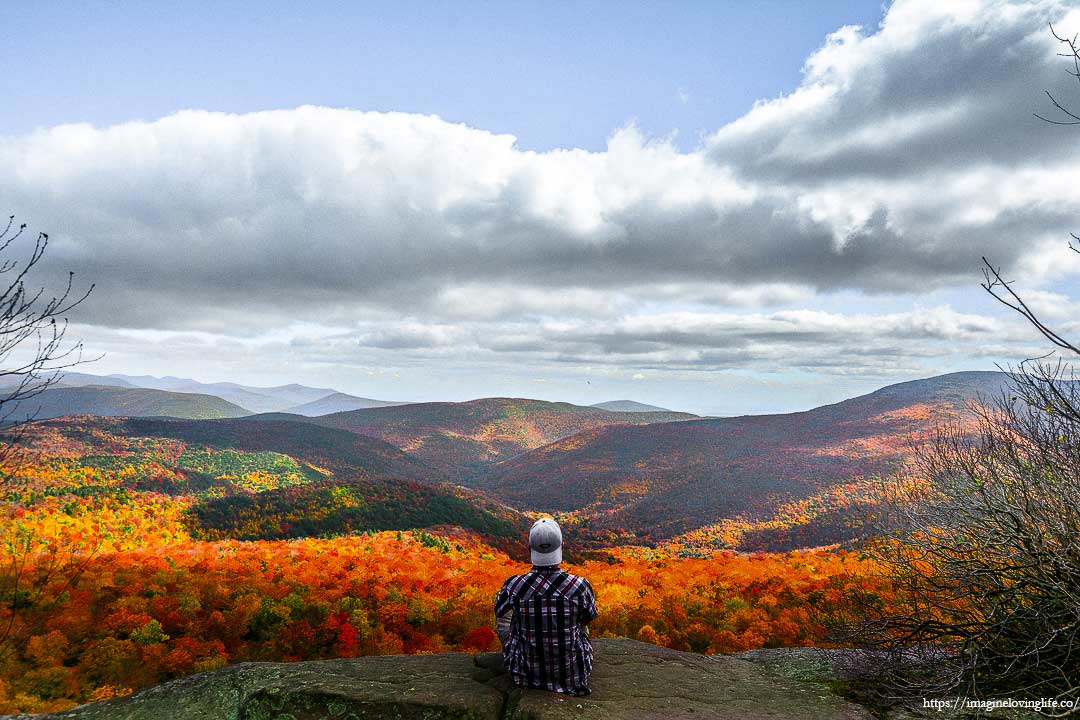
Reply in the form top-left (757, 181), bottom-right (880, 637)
top-left (737, 646), bottom-right (847, 684)
top-left (4, 639), bottom-right (875, 720)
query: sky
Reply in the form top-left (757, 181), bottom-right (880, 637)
top-left (3, 0), bottom-right (1080, 416)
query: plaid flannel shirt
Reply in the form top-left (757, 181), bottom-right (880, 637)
top-left (493, 565), bottom-right (599, 696)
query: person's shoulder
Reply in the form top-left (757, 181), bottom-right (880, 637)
top-left (500, 573), bottom-right (525, 589)
top-left (561, 571), bottom-right (594, 591)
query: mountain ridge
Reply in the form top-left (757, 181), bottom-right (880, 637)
top-left (475, 371), bottom-right (1014, 549)
top-left (284, 391), bottom-right (407, 416)
top-left (296, 397), bottom-right (698, 476)
top-left (0, 385), bottom-right (251, 422)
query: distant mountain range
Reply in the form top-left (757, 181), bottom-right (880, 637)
top-left (42, 372), bottom-right (406, 416)
top-left (96, 374), bottom-right (342, 414)
top-left (21, 372), bottom-right (682, 421)
top-left (1, 370), bottom-right (1018, 552)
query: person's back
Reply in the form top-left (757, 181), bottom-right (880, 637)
top-left (494, 518), bottom-right (598, 696)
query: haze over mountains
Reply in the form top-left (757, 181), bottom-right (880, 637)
top-left (72, 373), bottom-right (361, 414)
top-left (8, 371), bottom-right (686, 423)
top-left (2, 368), bottom-right (1015, 552)
top-left (6, 372), bottom-right (408, 419)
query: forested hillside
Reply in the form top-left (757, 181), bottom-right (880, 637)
top-left (1, 385), bottom-right (251, 422)
top-left (296, 398), bottom-right (696, 476)
top-left (477, 372), bottom-right (1009, 549)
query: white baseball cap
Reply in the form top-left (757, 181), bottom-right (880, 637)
top-left (529, 518), bottom-right (563, 566)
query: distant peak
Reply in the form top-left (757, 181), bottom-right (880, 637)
top-left (591, 400), bottom-right (674, 413)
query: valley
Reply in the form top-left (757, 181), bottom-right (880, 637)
top-left (3, 371), bottom-right (1009, 553)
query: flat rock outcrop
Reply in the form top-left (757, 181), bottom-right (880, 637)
top-left (5, 638), bottom-right (873, 720)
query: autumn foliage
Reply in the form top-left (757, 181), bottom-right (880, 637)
top-left (0, 414), bottom-right (894, 714)
top-left (0, 532), bottom-right (887, 714)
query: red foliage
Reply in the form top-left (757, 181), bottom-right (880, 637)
top-left (461, 626), bottom-right (498, 652)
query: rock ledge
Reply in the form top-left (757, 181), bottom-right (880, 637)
top-left (6, 638), bottom-right (873, 720)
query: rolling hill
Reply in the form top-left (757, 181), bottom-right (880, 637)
top-left (474, 371), bottom-right (1012, 549)
top-left (297, 398), bottom-right (698, 477)
top-left (6, 414), bottom-right (526, 549)
top-left (284, 392), bottom-right (406, 416)
top-left (1, 385), bottom-right (251, 422)
top-left (187, 474), bottom-right (521, 544)
top-left (116, 417), bottom-right (431, 480)
top-left (121, 417), bottom-right (527, 548)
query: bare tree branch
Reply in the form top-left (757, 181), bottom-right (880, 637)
top-left (0, 216), bottom-right (97, 468)
top-left (980, 257), bottom-right (1079, 356)
top-left (1034, 24), bottom-right (1080, 125)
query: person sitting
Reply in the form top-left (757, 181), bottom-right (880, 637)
top-left (493, 517), bottom-right (598, 697)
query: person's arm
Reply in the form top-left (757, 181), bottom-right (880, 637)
top-left (496, 607), bottom-right (513, 647)
top-left (579, 579), bottom-right (599, 628)
top-left (493, 578), bottom-right (515, 648)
